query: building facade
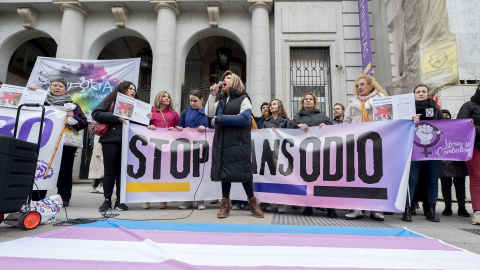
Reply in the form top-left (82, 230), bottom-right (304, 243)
top-left (0, 0), bottom-right (478, 178)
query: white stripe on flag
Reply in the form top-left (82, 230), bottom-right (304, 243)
top-left (1, 237), bottom-right (478, 269)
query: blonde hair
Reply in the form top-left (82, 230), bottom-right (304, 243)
top-left (221, 70), bottom-right (245, 94)
top-left (354, 75), bottom-right (388, 96)
top-left (153, 91), bottom-right (175, 112)
top-left (477, 81), bottom-right (480, 88)
top-left (268, 99), bottom-right (288, 117)
top-left (299, 92), bottom-right (319, 112)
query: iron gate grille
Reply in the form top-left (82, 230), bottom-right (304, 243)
top-left (290, 47), bottom-right (331, 117)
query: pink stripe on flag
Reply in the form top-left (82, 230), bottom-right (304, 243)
top-left (33, 226), bottom-right (459, 251)
top-left (0, 257), bottom-right (433, 270)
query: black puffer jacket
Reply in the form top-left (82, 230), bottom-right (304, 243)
top-left (457, 88), bottom-right (480, 150)
top-left (92, 99), bottom-right (123, 144)
top-left (211, 88), bottom-right (252, 183)
top-left (287, 109), bottom-right (332, 128)
top-left (262, 114), bottom-right (289, 129)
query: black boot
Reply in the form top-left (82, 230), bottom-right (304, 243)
top-left (402, 204), bottom-right (412, 222)
top-left (426, 203), bottom-right (440, 222)
top-left (422, 203), bottom-right (428, 216)
top-left (303, 207), bottom-right (313, 216)
top-left (453, 177), bottom-right (470, 217)
top-left (410, 204), bottom-right (417, 216)
top-left (440, 177), bottom-right (452, 216)
top-left (327, 208), bottom-right (337, 218)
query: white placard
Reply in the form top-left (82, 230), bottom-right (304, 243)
top-left (372, 93), bottom-right (416, 121)
top-left (113, 93), bottom-right (150, 125)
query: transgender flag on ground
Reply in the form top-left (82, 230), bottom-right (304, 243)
top-left (1, 220), bottom-right (478, 269)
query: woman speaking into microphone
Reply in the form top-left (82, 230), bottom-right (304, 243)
top-left (205, 70), bottom-right (264, 219)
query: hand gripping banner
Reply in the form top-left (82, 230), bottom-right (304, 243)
top-left (122, 120), bottom-right (416, 212)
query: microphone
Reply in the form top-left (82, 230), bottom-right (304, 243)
top-left (217, 81), bottom-right (223, 89)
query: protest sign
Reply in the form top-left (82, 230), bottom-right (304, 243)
top-left (412, 119), bottom-right (474, 161)
top-left (27, 57), bottom-right (140, 120)
top-left (0, 106), bottom-right (67, 190)
top-left (113, 93), bottom-right (151, 125)
top-left (121, 120), bottom-right (416, 212)
top-left (372, 93), bottom-right (416, 121)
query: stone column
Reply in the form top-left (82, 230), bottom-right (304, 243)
top-left (150, 0), bottom-right (180, 102)
top-left (53, 1), bottom-right (89, 59)
top-left (248, 0), bottom-right (272, 116)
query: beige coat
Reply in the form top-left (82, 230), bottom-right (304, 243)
top-left (344, 92), bottom-right (385, 123)
top-left (88, 135), bottom-right (104, 179)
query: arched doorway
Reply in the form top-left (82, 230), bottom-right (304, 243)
top-left (6, 37), bottom-right (57, 86)
top-left (97, 36), bottom-right (152, 103)
top-left (181, 36), bottom-right (246, 111)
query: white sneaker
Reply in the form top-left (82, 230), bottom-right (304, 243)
top-left (89, 188), bottom-right (97, 193)
top-left (96, 186), bottom-right (104, 194)
top-left (179, 202), bottom-right (193, 209)
top-left (197, 201), bottom-right (206, 210)
top-left (266, 204), bottom-right (278, 212)
top-left (159, 202), bottom-right (168, 209)
top-left (370, 211), bottom-right (385, 221)
top-left (231, 203), bottom-right (241, 210)
top-left (278, 204), bottom-right (287, 213)
top-left (472, 211), bottom-right (480, 225)
top-left (142, 202), bottom-right (150, 209)
top-left (345, 210), bottom-right (363, 220)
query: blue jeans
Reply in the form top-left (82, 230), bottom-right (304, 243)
top-left (408, 160), bottom-right (442, 204)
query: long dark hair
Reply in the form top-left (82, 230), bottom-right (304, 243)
top-left (102, 81), bottom-right (136, 103)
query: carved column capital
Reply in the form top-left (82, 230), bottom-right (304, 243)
top-left (53, 0), bottom-right (89, 17)
top-left (247, 0), bottom-right (273, 14)
top-left (150, 0), bottom-right (180, 16)
top-left (111, 3), bottom-right (128, 28)
top-left (17, 5), bottom-right (39, 29)
top-left (206, 2), bottom-right (220, 27)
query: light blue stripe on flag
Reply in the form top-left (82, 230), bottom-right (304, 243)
top-left (79, 220), bottom-right (424, 238)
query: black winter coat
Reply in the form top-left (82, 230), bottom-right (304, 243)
top-left (262, 114), bottom-right (289, 129)
top-left (92, 100), bottom-right (123, 144)
top-left (439, 160), bottom-right (469, 178)
top-left (211, 89), bottom-right (252, 183)
top-left (415, 98), bottom-right (445, 121)
top-left (457, 97), bottom-right (480, 151)
top-left (287, 109), bottom-right (332, 128)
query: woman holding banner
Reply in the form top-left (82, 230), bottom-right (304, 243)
top-left (343, 75), bottom-right (387, 221)
top-left (263, 99), bottom-right (290, 213)
top-left (287, 93), bottom-right (337, 218)
top-left (142, 91), bottom-right (179, 210)
top-left (402, 84), bottom-right (445, 223)
top-left (92, 81), bottom-right (137, 212)
top-left (457, 81), bottom-right (480, 225)
top-left (28, 76), bottom-right (88, 207)
top-left (206, 70), bottom-right (264, 219)
top-left (175, 89), bottom-right (213, 210)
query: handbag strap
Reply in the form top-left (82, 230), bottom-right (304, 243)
top-left (159, 109), bottom-right (168, 128)
top-left (108, 101), bottom-right (115, 112)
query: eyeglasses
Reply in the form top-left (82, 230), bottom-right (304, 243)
top-left (355, 83), bottom-right (366, 88)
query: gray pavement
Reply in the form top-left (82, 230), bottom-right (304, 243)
top-left (1, 184), bottom-right (479, 255)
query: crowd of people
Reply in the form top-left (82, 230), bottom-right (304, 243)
top-left (30, 73), bottom-right (480, 226)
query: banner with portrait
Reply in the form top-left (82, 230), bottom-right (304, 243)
top-left (122, 120), bottom-right (416, 212)
top-left (27, 57), bottom-right (140, 120)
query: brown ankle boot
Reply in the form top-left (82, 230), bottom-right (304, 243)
top-left (217, 198), bottom-right (230, 218)
top-left (248, 197), bottom-right (264, 218)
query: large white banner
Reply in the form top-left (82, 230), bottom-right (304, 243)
top-left (26, 57), bottom-right (140, 120)
top-left (122, 120), bottom-right (416, 212)
top-left (0, 106), bottom-right (67, 190)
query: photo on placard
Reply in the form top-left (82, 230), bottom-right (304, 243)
top-left (0, 90), bottom-right (22, 108)
top-left (114, 100), bottom-right (135, 120)
top-left (374, 104), bottom-right (393, 121)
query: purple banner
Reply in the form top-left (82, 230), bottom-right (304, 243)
top-left (358, 0), bottom-right (373, 75)
top-left (412, 119), bottom-right (475, 161)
